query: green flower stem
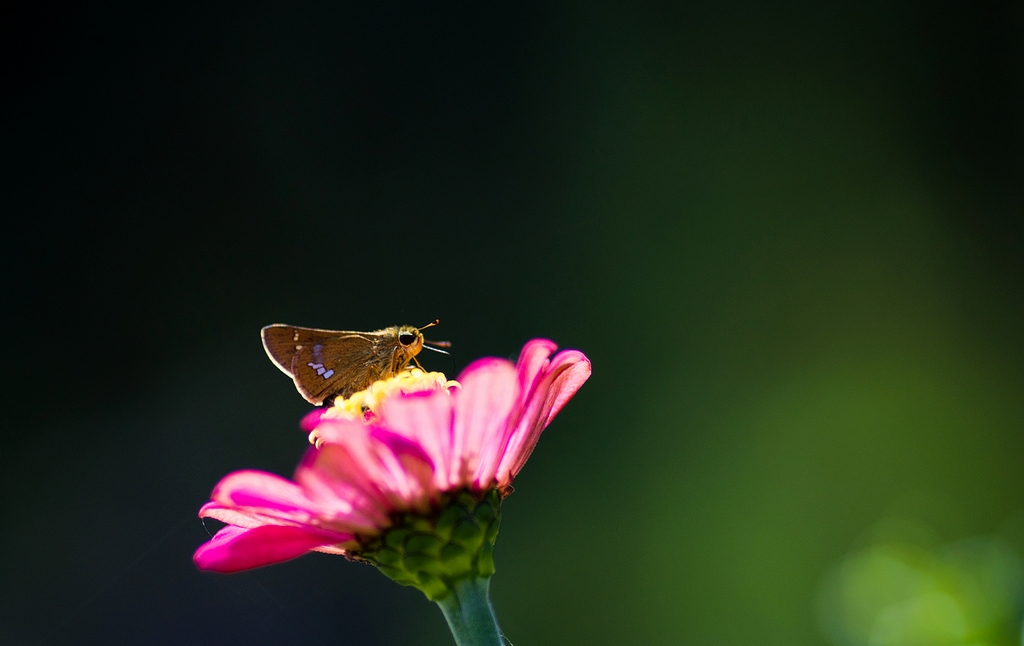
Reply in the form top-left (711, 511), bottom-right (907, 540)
top-left (359, 491), bottom-right (504, 644)
top-left (435, 576), bottom-right (503, 646)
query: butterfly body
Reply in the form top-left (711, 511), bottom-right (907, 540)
top-left (261, 324), bottom-right (425, 405)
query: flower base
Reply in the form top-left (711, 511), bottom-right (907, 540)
top-left (358, 489), bottom-right (502, 602)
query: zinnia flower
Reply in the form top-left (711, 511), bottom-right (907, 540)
top-left (194, 339), bottom-right (590, 645)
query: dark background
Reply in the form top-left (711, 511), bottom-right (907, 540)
top-left (2, 2), bottom-right (1022, 645)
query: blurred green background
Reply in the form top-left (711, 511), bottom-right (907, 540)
top-left (3, 2), bottom-right (1022, 645)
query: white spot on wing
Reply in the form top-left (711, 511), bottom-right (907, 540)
top-left (306, 362), bottom-right (334, 380)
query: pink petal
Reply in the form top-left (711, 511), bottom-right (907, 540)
top-left (378, 390), bottom-right (455, 492)
top-left (537, 350), bottom-right (592, 427)
top-left (199, 502), bottom-right (283, 529)
top-left (370, 427), bottom-right (434, 467)
top-left (300, 408), bottom-right (329, 432)
top-left (369, 427), bottom-right (437, 508)
top-left (449, 358), bottom-right (519, 490)
top-left (515, 339), bottom-right (559, 400)
top-left (296, 440), bottom-right (392, 532)
top-left (296, 419), bottom-right (437, 525)
top-left (193, 524), bottom-right (347, 573)
top-left (497, 347), bottom-right (591, 485)
top-left (312, 545), bottom-right (348, 555)
top-left (210, 470), bottom-right (318, 521)
top-left (305, 421), bottom-right (427, 514)
top-left (305, 416), bottom-right (366, 445)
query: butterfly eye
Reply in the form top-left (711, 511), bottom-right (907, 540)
top-left (398, 332), bottom-right (417, 345)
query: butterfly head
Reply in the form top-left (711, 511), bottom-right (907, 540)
top-left (395, 325), bottom-right (425, 358)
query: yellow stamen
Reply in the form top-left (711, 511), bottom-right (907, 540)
top-left (308, 369), bottom-right (460, 446)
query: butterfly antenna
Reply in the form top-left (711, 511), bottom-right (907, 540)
top-left (420, 318), bottom-right (452, 350)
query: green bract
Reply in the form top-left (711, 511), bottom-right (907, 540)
top-left (358, 489), bottom-right (502, 601)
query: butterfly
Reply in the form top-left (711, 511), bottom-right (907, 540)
top-left (261, 320), bottom-right (450, 405)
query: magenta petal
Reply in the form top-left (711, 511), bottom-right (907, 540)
top-left (210, 470), bottom-right (317, 519)
top-left (497, 347), bottom-right (591, 485)
top-left (379, 390), bottom-right (455, 491)
top-left (304, 423), bottom-right (405, 496)
top-left (199, 502), bottom-right (278, 529)
top-left (369, 426), bottom-right (437, 509)
top-left (193, 524), bottom-right (347, 573)
top-left (450, 358), bottom-right (518, 490)
top-left (295, 439), bottom-right (392, 530)
top-left (514, 339), bottom-right (559, 396)
top-left (539, 350), bottom-right (592, 426)
top-left (305, 417), bottom-right (371, 448)
top-left (371, 427), bottom-right (435, 468)
top-left (300, 408), bottom-right (329, 431)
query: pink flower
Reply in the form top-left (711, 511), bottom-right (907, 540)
top-left (194, 339), bottom-right (590, 574)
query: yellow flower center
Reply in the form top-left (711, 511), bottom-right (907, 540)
top-left (309, 369), bottom-right (459, 446)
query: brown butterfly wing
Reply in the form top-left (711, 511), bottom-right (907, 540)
top-left (261, 325), bottom-right (388, 404)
